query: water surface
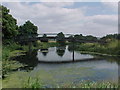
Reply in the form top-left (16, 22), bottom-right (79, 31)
top-left (3, 45), bottom-right (119, 88)
top-left (37, 46), bottom-right (93, 61)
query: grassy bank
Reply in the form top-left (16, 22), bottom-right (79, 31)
top-left (74, 40), bottom-right (120, 56)
top-left (2, 43), bottom-right (26, 78)
top-left (80, 51), bottom-right (120, 57)
top-left (23, 77), bottom-right (118, 88)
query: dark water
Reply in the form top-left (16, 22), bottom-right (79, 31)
top-left (6, 45), bottom-right (120, 87)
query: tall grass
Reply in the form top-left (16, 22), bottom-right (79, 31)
top-left (76, 40), bottom-right (120, 56)
top-left (23, 77), bottom-right (42, 88)
top-left (23, 78), bottom-right (118, 89)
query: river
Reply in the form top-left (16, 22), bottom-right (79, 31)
top-left (3, 45), bottom-right (119, 88)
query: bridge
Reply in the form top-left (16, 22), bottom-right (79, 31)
top-left (16, 33), bottom-right (105, 43)
top-left (16, 33), bottom-right (70, 42)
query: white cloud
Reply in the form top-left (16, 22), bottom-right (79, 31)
top-left (101, 0), bottom-right (119, 2)
top-left (86, 15), bottom-right (117, 26)
top-left (2, 2), bottom-right (118, 37)
top-left (41, 2), bottom-right (74, 7)
top-left (101, 1), bottom-right (118, 12)
top-left (2, 0), bottom-right (119, 2)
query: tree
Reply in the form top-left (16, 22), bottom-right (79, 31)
top-left (1, 5), bottom-right (18, 39)
top-left (85, 35), bottom-right (98, 41)
top-left (43, 34), bottom-right (47, 38)
top-left (73, 34), bottom-right (85, 42)
top-left (79, 34), bottom-right (85, 40)
top-left (56, 47), bottom-right (65, 57)
top-left (68, 35), bottom-right (74, 42)
top-left (18, 20), bottom-right (38, 38)
top-left (73, 34), bottom-right (98, 42)
top-left (100, 34), bottom-right (120, 42)
top-left (74, 34), bottom-right (79, 40)
top-left (56, 32), bottom-right (65, 44)
top-left (41, 34), bottom-right (48, 42)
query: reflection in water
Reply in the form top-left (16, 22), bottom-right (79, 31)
top-left (37, 45), bottom-right (93, 61)
top-left (68, 44), bottom-right (74, 52)
top-left (42, 52), bottom-right (48, 56)
top-left (56, 46), bottom-right (66, 57)
top-left (68, 43), bottom-right (79, 52)
top-left (13, 50), bottom-right (38, 68)
top-left (41, 49), bottom-right (48, 56)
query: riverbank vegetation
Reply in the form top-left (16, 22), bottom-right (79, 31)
top-left (72, 39), bottom-right (120, 56)
top-left (2, 40), bottom-right (58, 78)
top-left (23, 77), bottom-right (118, 89)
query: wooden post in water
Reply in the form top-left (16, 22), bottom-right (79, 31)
top-left (72, 37), bottom-right (74, 61)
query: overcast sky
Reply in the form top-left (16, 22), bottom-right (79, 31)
top-left (2, 2), bottom-right (118, 37)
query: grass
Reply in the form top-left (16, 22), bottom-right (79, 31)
top-left (2, 59), bottom-right (25, 78)
top-left (23, 77), bottom-right (118, 88)
top-left (73, 40), bottom-right (120, 56)
top-left (35, 41), bottom-right (65, 49)
top-left (60, 81), bottom-right (118, 88)
top-left (23, 77), bottom-right (43, 88)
